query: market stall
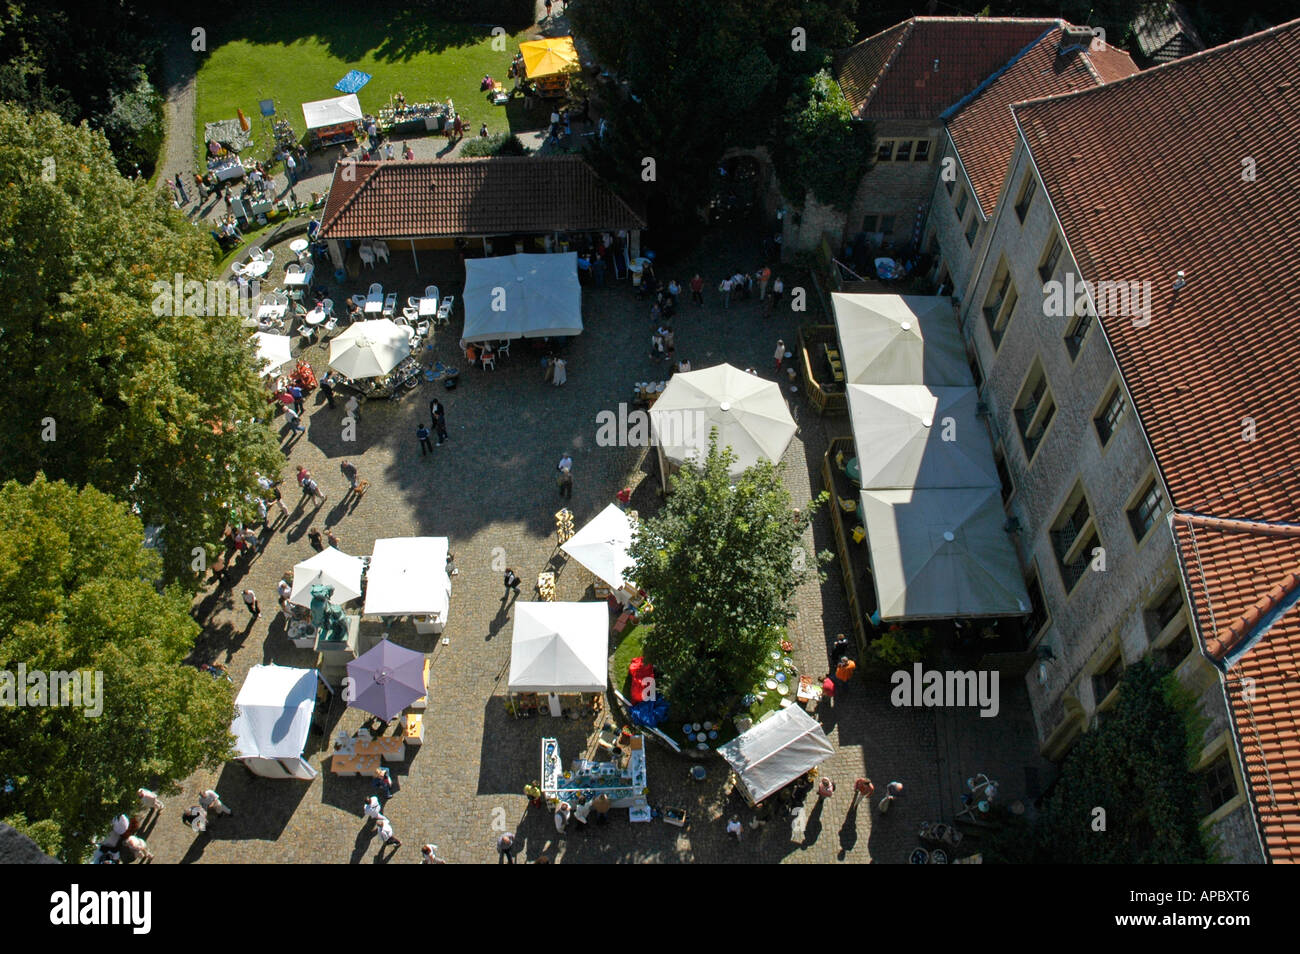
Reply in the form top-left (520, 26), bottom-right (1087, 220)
top-left (541, 734), bottom-right (651, 822)
top-left (346, 638), bottom-right (428, 721)
top-left (520, 36), bottom-right (580, 98)
top-left (302, 93), bottom-right (363, 152)
top-left (717, 705), bottom-right (834, 806)
top-left (251, 332), bottom-right (293, 377)
top-left (461, 252), bottom-right (582, 343)
top-left (379, 99), bottom-right (451, 136)
top-left (290, 546), bottom-right (363, 607)
top-left (230, 665), bottom-right (324, 779)
top-left (507, 601), bottom-right (607, 718)
top-left (363, 536), bottom-right (452, 634)
top-left (560, 503), bottom-right (637, 602)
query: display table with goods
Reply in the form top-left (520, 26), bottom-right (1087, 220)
top-left (541, 735), bottom-right (651, 822)
top-left (208, 156), bottom-right (246, 182)
top-left (379, 101), bottom-right (450, 135)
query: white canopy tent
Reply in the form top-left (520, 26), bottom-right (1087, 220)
top-left (650, 363), bottom-right (797, 477)
top-left (860, 486), bottom-right (1032, 620)
top-left (561, 503), bottom-right (635, 591)
top-left (507, 602), bottom-right (608, 694)
top-left (717, 706), bottom-right (834, 805)
top-left (461, 252), bottom-right (582, 343)
top-left (290, 546), bottom-right (363, 607)
top-left (301, 93), bottom-right (363, 131)
top-left (329, 318), bottom-right (412, 378)
top-left (363, 537), bottom-right (452, 628)
top-left (831, 293), bottom-right (971, 386)
top-left (251, 332), bottom-right (293, 377)
top-left (230, 665), bottom-right (320, 779)
top-left (845, 384), bottom-right (1001, 490)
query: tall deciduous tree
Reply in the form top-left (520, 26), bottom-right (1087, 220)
top-left (773, 69), bottom-right (874, 211)
top-left (0, 476), bottom-right (235, 861)
top-left (627, 436), bottom-right (829, 716)
top-left (0, 104), bottom-right (283, 584)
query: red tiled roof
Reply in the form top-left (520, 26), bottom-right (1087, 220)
top-left (318, 157), bottom-right (646, 240)
top-left (945, 26), bottom-right (1138, 213)
top-left (835, 17), bottom-right (1059, 120)
top-left (1172, 514), bottom-right (1300, 863)
top-left (1021, 20), bottom-right (1300, 863)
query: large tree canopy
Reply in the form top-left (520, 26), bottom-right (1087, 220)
top-left (0, 104), bottom-right (283, 584)
top-left (0, 476), bottom-right (235, 861)
top-left (628, 436), bottom-right (828, 716)
top-left (571, 0), bottom-right (858, 251)
top-left (773, 69), bottom-right (874, 211)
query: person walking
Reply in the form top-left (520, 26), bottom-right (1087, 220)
top-left (421, 844), bottom-right (445, 864)
top-left (283, 405), bottom-right (306, 434)
top-left (726, 816), bottom-right (743, 841)
top-left (174, 173), bottom-right (189, 204)
top-left (851, 777), bottom-right (875, 809)
top-left (820, 673), bottom-right (836, 706)
top-left (430, 399), bottom-right (448, 445)
top-left (138, 788), bottom-right (164, 820)
top-left (831, 634), bottom-right (852, 665)
top-left (340, 460), bottom-right (368, 498)
top-left (363, 795), bottom-right (386, 824)
top-left (690, 273), bottom-right (704, 306)
top-left (835, 655), bottom-right (857, 690)
top-left (377, 815), bottom-right (402, 852)
top-left (554, 800), bottom-right (572, 834)
top-left (817, 777), bottom-right (835, 800)
top-left (326, 530), bottom-right (341, 550)
top-left (758, 265), bottom-right (771, 300)
top-left (200, 788), bottom-right (233, 818)
top-left (345, 394), bottom-right (360, 422)
top-left (319, 372), bottom-right (336, 408)
top-left (592, 793), bottom-right (611, 825)
top-left (417, 423), bottom-right (433, 455)
top-left (242, 589), bottom-right (261, 619)
top-left (774, 339), bottom-right (786, 371)
top-left (307, 528), bottom-right (324, 551)
top-left (503, 568), bottom-right (521, 600)
top-left (878, 781), bottom-right (904, 813)
top-left (772, 276), bottom-right (785, 310)
top-left (719, 276), bottom-right (732, 309)
top-left (615, 486), bottom-right (632, 511)
top-left (123, 834), bottom-right (154, 863)
top-left (303, 475), bottom-right (326, 505)
top-left (558, 466), bottom-right (573, 499)
top-left (497, 832), bottom-right (516, 863)
top-left (271, 483), bottom-right (290, 520)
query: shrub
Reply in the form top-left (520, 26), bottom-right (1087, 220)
top-left (460, 132), bottom-right (529, 157)
top-left (862, 624), bottom-right (933, 676)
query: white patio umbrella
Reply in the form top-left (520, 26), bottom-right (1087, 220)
top-left (251, 332), bottom-right (293, 377)
top-left (846, 384), bottom-right (1001, 490)
top-left (859, 486), bottom-right (1031, 620)
top-left (831, 293), bottom-right (971, 386)
top-left (289, 546), bottom-right (364, 607)
top-left (650, 363), bottom-right (796, 476)
top-left (328, 318), bottom-right (411, 378)
top-left (561, 503), bottom-right (635, 589)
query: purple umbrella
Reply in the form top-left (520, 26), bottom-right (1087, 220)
top-left (346, 639), bottom-right (427, 721)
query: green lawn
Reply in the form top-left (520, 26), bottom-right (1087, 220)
top-left (194, 3), bottom-right (537, 166)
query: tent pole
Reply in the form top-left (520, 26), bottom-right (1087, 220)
top-left (410, 238), bottom-right (419, 273)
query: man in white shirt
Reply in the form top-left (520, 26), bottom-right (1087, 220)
top-left (200, 788), bottom-right (232, 817)
top-left (726, 816), bottom-right (743, 840)
top-left (363, 796), bottom-right (386, 823)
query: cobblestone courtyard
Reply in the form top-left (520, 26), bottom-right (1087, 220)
top-left (141, 227), bottom-right (1044, 863)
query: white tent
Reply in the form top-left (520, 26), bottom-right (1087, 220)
top-left (461, 252), bottom-right (582, 343)
top-left (231, 665), bottom-right (319, 779)
top-left (507, 602), bottom-right (608, 693)
top-left (290, 546), bottom-right (364, 607)
top-left (845, 385), bottom-right (1001, 490)
top-left (561, 503), bottom-right (635, 590)
top-left (301, 93), bottom-right (363, 131)
top-left (650, 363), bottom-right (797, 477)
top-left (251, 332), bottom-right (293, 377)
top-left (717, 706), bottom-right (834, 805)
top-left (329, 318), bottom-right (412, 378)
top-left (363, 537), bottom-right (451, 621)
top-left (860, 486), bottom-right (1032, 620)
top-left (831, 293), bottom-right (971, 386)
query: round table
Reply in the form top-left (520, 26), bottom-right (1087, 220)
top-left (245, 260), bottom-right (269, 279)
top-left (846, 456), bottom-right (861, 485)
top-left (305, 308), bottom-right (327, 326)
top-left (289, 238), bottom-right (309, 255)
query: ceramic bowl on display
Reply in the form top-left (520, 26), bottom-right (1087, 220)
top-left (783, 658), bottom-right (793, 667)
top-left (696, 733), bottom-right (707, 742)
top-left (775, 673), bottom-right (786, 683)
top-left (765, 679), bottom-right (778, 690)
top-left (777, 683), bottom-right (789, 695)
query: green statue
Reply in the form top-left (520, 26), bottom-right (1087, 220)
top-left (310, 583), bottom-right (348, 643)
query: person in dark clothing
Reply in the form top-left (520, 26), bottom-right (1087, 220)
top-left (503, 568), bottom-right (521, 599)
top-left (831, 634), bottom-right (852, 665)
top-left (417, 423), bottom-right (433, 455)
top-left (308, 528), bottom-right (324, 551)
top-left (429, 400), bottom-right (448, 445)
top-left (319, 373), bottom-right (337, 408)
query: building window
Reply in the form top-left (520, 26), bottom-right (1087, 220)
top-left (1064, 309), bottom-right (1093, 359)
top-left (862, 214), bottom-right (896, 237)
top-left (1038, 233), bottom-right (1064, 283)
top-left (877, 140), bottom-right (895, 161)
top-left (1014, 361), bottom-right (1055, 462)
top-left (1050, 484), bottom-right (1097, 593)
top-left (1014, 173), bottom-right (1037, 222)
top-left (1155, 626), bottom-right (1194, 670)
top-left (982, 260), bottom-right (1018, 350)
top-left (926, 231), bottom-right (939, 256)
top-left (967, 349), bottom-right (984, 389)
top-left (894, 140), bottom-right (913, 161)
top-left (1149, 583), bottom-right (1185, 636)
top-left (1127, 477), bottom-right (1164, 542)
top-left (964, 214), bottom-right (979, 246)
top-left (954, 187), bottom-right (969, 220)
top-left (913, 139), bottom-right (931, 162)
top-left (945, 171), bottom-right (956, 194)
top-left (1092, 653), bottom-right (1123, 704)
top-left (994, 449), bottom-right (1014, 504)
top-left (1094, 384), bottom-right (1126, 446)
top-left (1198, 753), bottom-right (1237, 815)
top-left (1024, 571), bottom-right (1049, 639)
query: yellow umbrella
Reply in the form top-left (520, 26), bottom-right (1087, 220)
top-left (520, 37), bottom-right (579, 79)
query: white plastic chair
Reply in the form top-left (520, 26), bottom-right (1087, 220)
top-left (260, 250), bottom-right (275, 267)
top-left (321, 298), bottom-right (333, 315)
top-left (297, 323), bottom-right (316, 343)
top-left (481, 352), bottom-right (496, 371)
top-left (373, 240), bottom-right (390, 264)
top-left (322, 315), bottom-right (339, 336)
top-left (402, 306), bottom-right (419, 321)
top-left (415, 318), bottom-right (431, 338)
top-left (496, 339), bottom-right (511, 358)
top-left (248, 246), bottom-right (264, 261)
top-left (359, 246), bottom-right (376, 270)
top-left (383, 293), bottom-right (397, 317)
top-left (369, 283), bottom-right (384, 298)
top-left (286, 262), bottom-right (303, 276)
top-left (394, 315), bottom-right (410, 327)
top-left (424, 285), bottom-right (439, 301)
top-left (407, 296), bottom-right (422, 308)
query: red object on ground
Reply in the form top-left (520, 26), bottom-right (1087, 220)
top-left (629, 657), bottom-right (655, 703)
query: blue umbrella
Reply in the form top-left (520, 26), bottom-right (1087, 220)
top-left (346, 639), bottom-right (426, 720)
top-left (335, 70), bottom-right (372, 94)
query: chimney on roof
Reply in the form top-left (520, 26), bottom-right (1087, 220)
top-left (1173, 270), bottom-right (1187, 290)
top-left (1058, 24), bottom-right (1096, 56)
top-left (933, 58), bottom-right (940, 72)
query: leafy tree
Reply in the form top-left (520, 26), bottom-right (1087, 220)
top-left (988, 660), bottom-right (1213, 863)
top-left (571, 0), bottom-right (857, 252)
top-left (628, 434), bottom-right (829, 716)
top-left (97, 66), bottom-right (165, 178)
top-left (0, 105), bottom-right (284, 584)
top-left (773, 69), bottom-right (874, 210)
top-left (0, 476), bottom-right (235, 862)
